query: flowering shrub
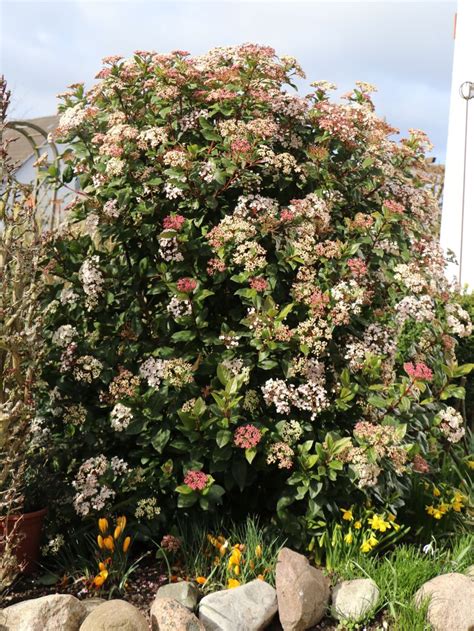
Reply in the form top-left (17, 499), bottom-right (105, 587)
top-left (38, 45), bottom-right (473, 546)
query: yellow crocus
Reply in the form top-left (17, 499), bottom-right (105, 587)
top-left (114, 525), bottom-right (123, 540)
top-left (97, 535), bottom-right (104, 549)
top-left (227, 579), bottom-right (240, 589)
top-left (255, 544), bottom-right (262, 558)
top-left (93, 574), bottom-right (106, 587)
top-left (98, 518), bottom-right (108, 534)
top-left (196, 576), bottom-right (207, 585)
top-left (104, 535), bottom-right (115, 551)
top-left (233, 564), bottom-right (240, 576)
top-left (116, 515), bottom-right (127, 530)
top-left (122, 536), bottom-right (131, 553)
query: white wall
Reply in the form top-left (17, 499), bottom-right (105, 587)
top-left (441, 0), bottom-right (474, 291)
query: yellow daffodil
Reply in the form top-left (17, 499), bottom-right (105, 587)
top-left (104, 535), bottom-right (115, 551)
top-left (98, 518), bottom-right (108, 534)
top-left (360, 540), bottom-right (372, 553)
top-left (354, 521), bottom-right (362, 530)
top-left (255, 544), bottom-right (262, 558)
top-left (368, 535), bottom-right (378, 547)
top-left (227, 579), bottom-right (240, 589)
top-left (97, 534), bottom-right (104, 549)
top-left (433, 486), bottom-right (441, 497)
top-left (368, 514), bottom-right (391, 533)
top-left (196, 576), bottom-right (207, 585)
top-left (340, 508), bottom-right (353, 521)
top-left (344, 532), bottom-right (353, 545)
top-left (467, 460), bottom-right (474, 470)
top-left (122, 536), bottom-right (131, 552)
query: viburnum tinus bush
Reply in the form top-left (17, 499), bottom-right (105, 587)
top-left (39, 45), bottom-right (473, 547)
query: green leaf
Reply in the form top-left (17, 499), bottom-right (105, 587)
top-left (232, 459), bottom-right (247, 491)
top-left (151, 429), bottom-right (171, 453)
top-left (171, 330), bottom-right (196, 342)
top-left (216, 429), bottom-right (232, 448)
top-left (245, 447), bottom-right (257, 464)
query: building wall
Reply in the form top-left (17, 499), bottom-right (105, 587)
top-left (441, 0), bottom-right (474, 290)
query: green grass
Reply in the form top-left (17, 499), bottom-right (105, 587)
top-left (333, 533), bottom-right (474, 630)
top-left (159, 515), bottom-right (285, 592)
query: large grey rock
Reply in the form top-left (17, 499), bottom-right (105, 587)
top-left (414, 572), bottom-right (474, 631)
top-left (465, 565), bottom-right (474, 580)
top-left (80, 599), bottom-right (148, 631)
top-left (154, 581), bottom-right (200, 611)
top-left (275, 547), bottom-right (329, 631)
top-left (332, 578), bottom-right (379, 622)
top-left (151, 597), bottom-right (205, 631)
top-left (199, 579), bottom-right (277, 631)
top-left (81, 597), bottom-right (106, 619)
top-left (2, 594), bottom-right (86, 631)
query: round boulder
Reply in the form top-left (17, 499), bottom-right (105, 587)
top-left (151, 597), bottom-right (205, 631)
top-left (80, 599), bottom-right (148, 631)
top-left (2, 594), bottom-right (86, 631)
top-left (414, 572), bottom-right (474, 631)
top-left (332, 578), bottom-right (379, 622)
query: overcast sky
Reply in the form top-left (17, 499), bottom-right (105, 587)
top-left (1, 0), bottom-right (456, 161)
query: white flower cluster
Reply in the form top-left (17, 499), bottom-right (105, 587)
top-left (139, 356), bottom-right (194, 389)
top-left (139, 356), bottom-right (165, 388)
top-left (60, 286), bottom-right (78, 306)
top-left (221, 357), bottom-right (250, 381)
top-left (163, 181), bottom-right (185, 200)
top-left (105, 157), bottom-right (125, 177)
top-left (330, 280), bottom-right (366, 325)
top-left (72, 355), bottom-right (103, 383)
top-left (137, 126), bottom-right (168, 149)
top-left (159, 237), bottom-right (184, 262)
top-left (110, 402), bottom-right (133, 432)
top-left (167, 296), bottom-right (192, 319)
top-left (394, 263), bottom-right (426, 294)
top-left (437, 406), bottom-right (465, 443)
top-left (395, 294), bottom-right (435, 324)
top-left (57, 104), bottom-right (87, 135)
top-left (79, 256), bottom-right (104, 310)
top-left (73, 455), bottom-right (128, 516)
top-left (262, 369), bottom-right (328, 420)
top-left (103, 199), bottom-right (120, 219)
top-left (446, 303), bottom-right (472, 338)
top-left (64, 403), bottom-right (87, 426)
top-left (345, 324), bottom-right (397, 371)
top-left (280, 420), bottom-right (303, 445)
top-left (41, 534), bottom-right (65, 556)
top-left (135, 497), bottom-right (161, 520)
top-left (52, 324), bottom-right (77, 347)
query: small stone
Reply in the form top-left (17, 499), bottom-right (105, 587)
top-left (2, 594), bottom-right (85, 631)
top-left (151, 597), bottom-right (205, 630)
top-left (154, 581), bottom-right (200, 611)
top-left (80, 599), bottom-right (148, 630)
top-left (332, 578), bottom-right (379, 621)
top-left (414, 572), bottom-right (474, 631)
top-left (199, 579), bottom-right (277, 631)
top-left (275, 547), bottom-right (329, 631)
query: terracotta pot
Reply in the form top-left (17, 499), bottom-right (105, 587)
top-left (0, 507), bottom-right (47, 574)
